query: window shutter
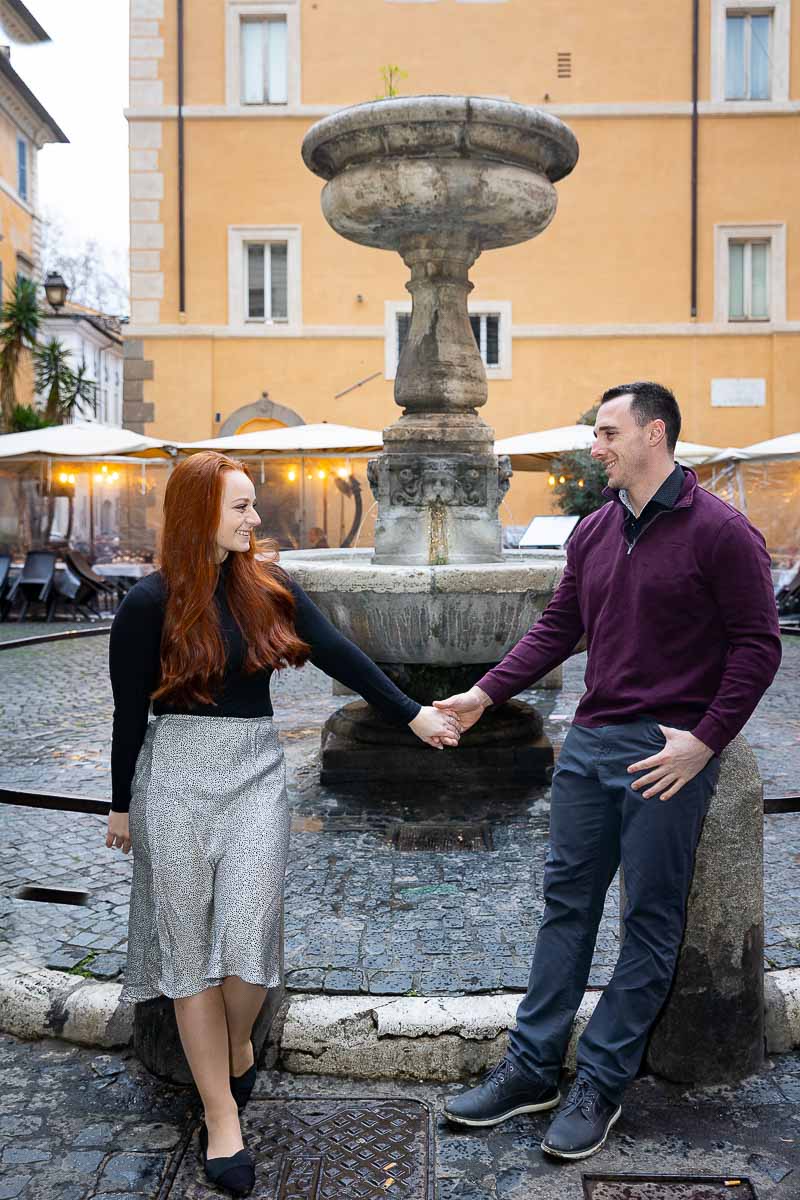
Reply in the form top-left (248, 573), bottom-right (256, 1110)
top-left (750, 243), bottom-right (769, 317)
top-left (270, 243), bottom-right (288, 320)
top-left (241, 20), bottom-right (265, 103)
top-left (267, 19), bottom-right (288, 104)
top-left (17, 138), bottom-right (27, 200)
top-left (485, 316), bottom-right (500, 366)
top-left (247, 244), bottom-right (266, 318)
top-left (750, 14), bottom-right (771, 99)
top-left (397, 313), bottom-right (411, 357)
top-left (725, 15), bottom-right (746, 99)
top-left (728, 242), bottom-right (745, 318)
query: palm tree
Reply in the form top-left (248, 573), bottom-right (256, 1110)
top-left (34, 340), bottom-right (98, 424)
top-left (65, 360), bottom-right (97, 420)
top-left (35, 337), bottom-right (73, 423)
top-left (0, 276), bottom-right (39, 432)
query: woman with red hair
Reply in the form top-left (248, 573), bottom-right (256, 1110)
top-left (106, 452), bottom-right (458, 1196)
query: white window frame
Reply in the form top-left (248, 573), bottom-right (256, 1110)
top-left (714, 223), bottom-right (786, 324)
top-left (711, 0), bottom-right (790, 103)
top-left (384, 300), bottom-right (512, 380)
top-left (228, 225), bottom-right (301, 333)
top-left (225, 1), bottom-right (300, 108)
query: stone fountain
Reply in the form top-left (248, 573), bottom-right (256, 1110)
top-left (284, 96), bottom-right (579, 789)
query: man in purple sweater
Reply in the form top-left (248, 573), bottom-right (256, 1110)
top-left (437, 382), bottom-right (781, 1159)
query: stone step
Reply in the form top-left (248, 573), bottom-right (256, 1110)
top-left (279, 990), bottom-right (600, 1082)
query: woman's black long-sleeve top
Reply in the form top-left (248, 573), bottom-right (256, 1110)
top-left (108, 561), bottom-right (421, 812)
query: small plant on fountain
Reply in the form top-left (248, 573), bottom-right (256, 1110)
top-left (378, 64), bottom-right (408, 99)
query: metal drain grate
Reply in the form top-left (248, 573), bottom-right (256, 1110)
top-left (583, 1175), bottom-right (757, 1200)
top-left (14, 886), bottom-right (89, 906)
top-left (390, 822), bottom-right (493, 852)
top-left (158, 1098), bottom-right (432, 1199)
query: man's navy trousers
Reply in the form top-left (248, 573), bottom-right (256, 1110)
top-left (509, 718), bottom-right (720, 1105)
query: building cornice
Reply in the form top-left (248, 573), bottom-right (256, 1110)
top-left (0, 54), bottom-right (67, 144)
top-left (0, 0), bottom-right (49, 44)
top-left (125, 99), bottom-right (800, 122)
top-left (124, 320), bottom-right (800, 340)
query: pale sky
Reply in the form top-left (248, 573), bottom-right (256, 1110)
top-left (9, 1), bottom-right (129, 257)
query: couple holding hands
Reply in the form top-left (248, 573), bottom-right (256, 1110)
top-left (107, 382), bottom-right (781, 1194)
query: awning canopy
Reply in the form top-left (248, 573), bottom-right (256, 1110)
top-left (494, 425), bottom-right (724, 470)
top-left (740, 433), bottom-right (800, 462)
top-left (178, 423), bottom-right (384, 455)
top-left (0, 421), bottom-right (174, 460)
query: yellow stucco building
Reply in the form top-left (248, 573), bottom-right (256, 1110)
top-left (126, 0), bottom-right (800, 530)
top-left (0, 1), bottom-right (66, 336)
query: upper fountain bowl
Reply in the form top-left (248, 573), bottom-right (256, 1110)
top-left (301, 95), bottom-right (579, 253)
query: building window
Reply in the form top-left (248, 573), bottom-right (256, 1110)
top-left (241, 17), bottom-right (287, 103)
top-left (15, 253), bottom-right (33, 281)
top-left (17, 137), bottom-right (28, 201)
top-left (712, 1), bottom-right (789, 103)
top-left (245, 241), bottom-right (288, 321)
top-left (386, 300), bottom-right (512, 379)
top-left (714, 223), bottom-right (786, 324)
top-left (725, 11), bottom-right (771, 99)
top-left (728, 240), bottom-right (769, 319)
top-left (226, 2), bottom-right (299, 108)
top-left (228, 225), bottom-right (300, 330)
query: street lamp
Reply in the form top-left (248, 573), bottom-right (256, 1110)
top-left (44, 271), bottom-right (68, 310)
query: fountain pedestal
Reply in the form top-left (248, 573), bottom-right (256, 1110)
top-left (300, 96), bottom-right (579, 789)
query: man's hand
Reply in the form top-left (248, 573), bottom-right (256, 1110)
top-left (433, 685), bottom-right (492, 735)
top-left (628, 727), bottom-right (714, 801)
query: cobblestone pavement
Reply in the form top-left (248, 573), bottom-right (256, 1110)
top-left (1, 630), bottom-right (798, 994)
top-left (0, 1030), bottom-right (798, 1199)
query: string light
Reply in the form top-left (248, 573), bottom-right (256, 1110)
top-left (559, 475), bottom-right (566, 485)
top-left (317, 468), bottom-right (327, 480)
top-left (548, 474), bottom-right (556, 487)
top-left (336, 466), bottom-right (349, 479)
top-left (577, 478), bottom-right (585, 488)
top-left (287, 468), bottom-right (297, 483)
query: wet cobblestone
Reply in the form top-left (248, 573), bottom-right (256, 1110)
top-left (0, 1031), bottom-right (797, 1200)
top-left (1, 629), bottom-right (798, 995)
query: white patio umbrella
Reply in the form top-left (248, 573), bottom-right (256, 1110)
top-left (0, 420), bottom-right (174, 460)
top-left (494, 425), bottom-right (724, 470)
top-left (738, 432), bottom-right (800, 461)
top-left (178, 423), bottom-right (384, 455)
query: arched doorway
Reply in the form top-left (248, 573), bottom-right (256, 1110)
top-left (219, 394), bottom-right (304, 436)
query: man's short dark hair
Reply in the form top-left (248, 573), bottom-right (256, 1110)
top-left (599, 381), bottom-right (681, 452)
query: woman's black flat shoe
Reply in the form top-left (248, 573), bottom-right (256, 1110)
top-left (230, 1061), bottom-right (257, 1109)
top-left (198, 1123), bottom-right (255, 1197)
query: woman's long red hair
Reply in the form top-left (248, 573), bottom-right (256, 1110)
top-left (152, 452), bottom-right (309, 707)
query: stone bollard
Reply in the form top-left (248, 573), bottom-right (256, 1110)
top-left (633, 735), bottom-right (764, 1083)
top-left (132, 913), bottom-right (285, 1084)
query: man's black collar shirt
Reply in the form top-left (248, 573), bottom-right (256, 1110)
top-left (618, 463), bottom-right (685, 550)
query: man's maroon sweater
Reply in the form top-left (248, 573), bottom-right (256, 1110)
top-left (476, 469), bottom-right (782, 754)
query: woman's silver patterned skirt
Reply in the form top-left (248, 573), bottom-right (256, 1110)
top-left (121, 714), bottom-right (289, 1002)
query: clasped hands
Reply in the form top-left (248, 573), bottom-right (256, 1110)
top-left (430, 688), bottom-right (713, 799)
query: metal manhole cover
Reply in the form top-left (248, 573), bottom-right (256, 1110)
top-left (583, 1175), bottom-right (757, 1200)
top-left (390, 822), bottom-right (493, 852)
top-left (159, 1098), bottom-right (432, 1199)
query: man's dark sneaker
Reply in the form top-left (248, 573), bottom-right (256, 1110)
top-left (444, 1057), bottom-right (560, 1128)
top-left (541, 1075), bottom-right (621, 1159)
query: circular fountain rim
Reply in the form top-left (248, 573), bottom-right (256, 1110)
top-left (301, 94), bottom-right (579, 184)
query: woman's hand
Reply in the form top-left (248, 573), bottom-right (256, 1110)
top-left (106, 810), bottom-right (132, 854)
top-left (409, 705), bottom-right (462, 749)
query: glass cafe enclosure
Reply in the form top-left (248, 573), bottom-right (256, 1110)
top-left (0, 453), bottom-right (376, 561)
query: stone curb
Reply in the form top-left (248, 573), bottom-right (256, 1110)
top-left (2, 968), bottom-right (800, 1073)
top-left (0, 968), bottom-right (133, 1048)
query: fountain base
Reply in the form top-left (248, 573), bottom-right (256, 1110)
top-left (320, 698), bottom-right (553, 791)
